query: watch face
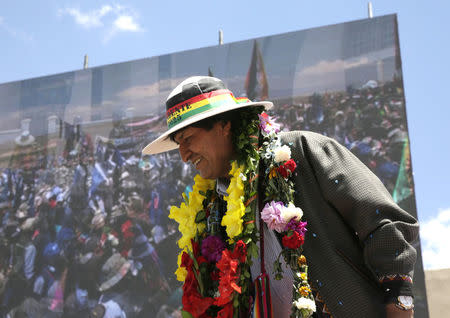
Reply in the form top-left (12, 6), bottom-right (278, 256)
top-left (398, 296), bottom-right (414, 308)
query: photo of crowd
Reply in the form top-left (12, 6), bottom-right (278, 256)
top-left (273, 78), bottom-right (411, 197)
top-left (0, 111), bottom-right (194, 317)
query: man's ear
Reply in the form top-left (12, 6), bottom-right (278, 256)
top-left (222, 121), bottom-right (232, 136)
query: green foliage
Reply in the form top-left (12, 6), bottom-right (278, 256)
top-left (195, 210), bottom-right (206, 223)
top-left (182, 310), bottom-right (194, 318)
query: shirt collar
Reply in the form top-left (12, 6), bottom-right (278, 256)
top-left (216, 177), bottom-right (230, 197)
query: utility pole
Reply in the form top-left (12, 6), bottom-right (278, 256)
top-left (83, 54), bottom-right (89, 69)
top-left (368, 2), bottom-right (373, 18)
top-left (218, 29), bottom-right (223, 45)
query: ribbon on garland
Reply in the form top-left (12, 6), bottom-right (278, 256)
top-left (253, 136), bottom-right (273, 318)
top-left (253, 273), bottom-right (273, 318)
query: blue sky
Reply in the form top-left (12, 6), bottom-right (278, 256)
top-left (1, 0), bottom-right (449, 269)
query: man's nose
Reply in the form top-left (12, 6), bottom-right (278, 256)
top-left (178, 143), bottom-right (191, 163)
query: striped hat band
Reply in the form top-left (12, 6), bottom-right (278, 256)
top-left (166, 88), bottom-right (250, 129)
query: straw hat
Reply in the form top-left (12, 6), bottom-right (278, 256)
top-left (142, 76), bottom-right (272, 155)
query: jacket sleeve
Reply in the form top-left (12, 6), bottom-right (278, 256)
top-left (300, 131), bottom-right (419, 301)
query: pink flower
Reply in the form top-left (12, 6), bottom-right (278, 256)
top-left (201, 235), bottom-right (226, 263)
top-left (261, 201), bottom-right (286, 233)
top-left (258, 113), bottom-right (281, 135)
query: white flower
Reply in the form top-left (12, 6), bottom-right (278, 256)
top-left (281, 202), bottom-right (303, 222)
top-left (274, 145), bottom-right (291, 163)
top-left (293, 297), bottom-right (316, 312)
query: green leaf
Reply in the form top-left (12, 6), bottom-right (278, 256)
top-left (248, 242), bottom-right (259, 259)
top-left (233, 296), bottom-right (240, 307)
top-left (195, 210), bottom-right (206, 223)
top-left (181, 310), bottom-right (194, 318)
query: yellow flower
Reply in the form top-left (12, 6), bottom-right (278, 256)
top-left (300, 273), bottom-right (307, 281)
top-left (175, 266), bottom-right (187, 282)
top-left (193, 174), bottom-right (215, 191)
top-left (169, 174), bottom-right (215, 281)
top-left (175, 250), bottom-right (188, 281)
top-left (269, 168), bottom-right (277, 179)
top-left (299, 286), bottom-right (311, 297)
top-left (298, 255), bottom-right (307, 266)
top-left (222, 206), bottom-right (244, 238)
top-left (222, 162), bottom-right (245, 239)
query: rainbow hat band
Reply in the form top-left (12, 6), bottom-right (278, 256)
top-left (142, 76), bottom-right (272, 155)
top-left (166, 89), bottom-right (250, 129)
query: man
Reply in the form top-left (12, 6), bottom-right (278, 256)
top-left (142, 76), bottom-right (418, 317)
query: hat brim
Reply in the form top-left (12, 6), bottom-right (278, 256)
top-left (142, 100), bottom-right (273, 155)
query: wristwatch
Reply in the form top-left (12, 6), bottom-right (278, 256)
top-left (395, 296), bottom-right (414, 311)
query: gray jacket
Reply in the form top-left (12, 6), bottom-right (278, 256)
top-left (283, 131), bottom-right (418, 317)
top-left (254, 131), bottom-right (418, 317)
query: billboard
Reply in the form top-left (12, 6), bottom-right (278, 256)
top-left (0, 14), bottom-right (427, 317)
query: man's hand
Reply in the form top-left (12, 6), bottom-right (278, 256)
top-left (386, 303), bottom-right (414, 318)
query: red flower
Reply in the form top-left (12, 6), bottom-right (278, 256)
top-left (217, 302), bottom-right (234, 318)
top-left (215, 250), bottom-right (241, 307)
top-left (231, 240), bottom-right (247, 263)
top-left (192, 239), bottom-right (201, 257)
top-left (277, 159), bottom-right (297, 178)
top-left (197, 255), bottom-right (207, 265)
top-left (284, 159), bottom-right (297, 173)
top-left (181, 251), bottom-right (193, 269)
top-left (182, 266), bottom-right (214, 317)
top-left (282, 231), bottom-right (304, 249)
top-left (277, 165), bottom-right (288, 178)
top-left (182, 286), bottom-right (214, 317)
top-left (183, 269), bottom-right (197, 294)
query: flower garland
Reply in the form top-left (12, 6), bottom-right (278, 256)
top-left (169, 175), bottom-right (215, 281)
top-left (258, 113), bottom-right (316, 317)
top-left (169, 111), bottom-right (315, 317)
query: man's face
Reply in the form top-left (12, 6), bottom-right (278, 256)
top-left (174, 121), bottom-right (234, 179)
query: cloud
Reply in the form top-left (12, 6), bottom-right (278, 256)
top-left (420, 208), bottom-right (450, 269)
top-left (297, 57), bottom-right (370, 77)
top-left (114, 15), bottom-right (141, 31)
top-left (292, 57), bottom-right (371, 95)
top-left (58, 4), bottom-right (143, 42)
top-left (58, 5), bottom-right (113, 28)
